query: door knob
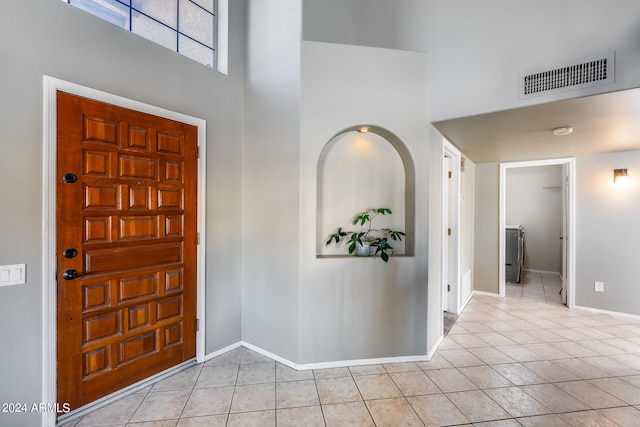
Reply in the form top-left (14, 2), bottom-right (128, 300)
top-left (62, 269), bottom-right (82, 280)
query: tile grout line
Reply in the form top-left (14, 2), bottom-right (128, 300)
top-left (174, 364), bottom-right (202, 424)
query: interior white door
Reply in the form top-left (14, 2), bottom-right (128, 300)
top-left (561, 164), bottom-right (568, 304)
top-left (447, 159), bottom-right (459, 312)
top-left (442, 155), bottom-right (450, 313)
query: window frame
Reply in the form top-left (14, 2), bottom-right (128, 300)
top-left (61, 0), bottom-right (220, 70)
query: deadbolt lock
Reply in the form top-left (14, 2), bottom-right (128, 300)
top-left (62, 173), bottom-right (78, 184)
top-left (62, 248), bottom-right (78, 258)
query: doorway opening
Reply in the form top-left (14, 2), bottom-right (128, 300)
top-left (43, 77), bottom-right (207, 426)
top-left (499, 158), bottom-right (575, 308)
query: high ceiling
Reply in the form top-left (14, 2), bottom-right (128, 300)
top-left (432, 87), bottom-right (640, 164)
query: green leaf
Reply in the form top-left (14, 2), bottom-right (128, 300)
top-left (347, 233), bottom-right (363, 249)
top-left (354, 212), bottom-right (369, 226)
top-left (327, 208), bottom-right (404, 261)
top-left (325, 226), bottom-right (354, 246)
top-left (391, 231), bottom-right (405, 241)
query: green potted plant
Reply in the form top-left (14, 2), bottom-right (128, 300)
top-left (325, 208), bottom-right (405, 263)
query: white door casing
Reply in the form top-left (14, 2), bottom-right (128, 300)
top-left (42, 76), bottom-right (207, 426)
top-left (499, 158), bottom-right (575, 307)
top-left (442, 139), bottom-right (461, 315)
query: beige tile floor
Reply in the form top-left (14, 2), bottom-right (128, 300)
top-left (61, 271), bottom-right (640, 426)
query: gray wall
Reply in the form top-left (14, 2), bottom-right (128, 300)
top-left (320, 0), bottom-right (640, 317)
top-left (576, 151), bottom-right (640, 315)
top-left (459, 158), bottom-right (476, 302)
top-left (309, 0), bottom-right (640, 121)
top-left (506, 166), bottom-right (563, 273)
top-left (474, 153), bottom-right (640, 318)
top-left (5, 1), bottom-right (640, 424)
top-left (299, 41), bottom-right (432, 362)
top-left (0, 1), bottom-right (244, 424)
top-left (244, 2), bottom-right (444, 365)
top-left (303, 0), bottom-right (352, 44)
top-left (473, 163), bottom-right (500, 294)
top-left (241, 0), bottom-right (302, 361)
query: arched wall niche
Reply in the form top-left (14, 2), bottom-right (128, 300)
top-left (317, 125), bottom-right (416, 257)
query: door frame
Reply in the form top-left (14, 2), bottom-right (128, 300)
top-left (442, 139), bottom-right (461, 315)
top-left (42, 76), bottom-right (207, 426)
top-left (498, 158), bottom-right (575, 308)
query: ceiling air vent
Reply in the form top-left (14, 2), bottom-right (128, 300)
top-left (519, 52), bottom-right (615, 99)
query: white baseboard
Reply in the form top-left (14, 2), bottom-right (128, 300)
top-left (426, 335), bottom-right (444, 359)
top-left (294, 353), bottom-right (431, 371)
top-left (472, 290), bottom-right (501, 298)
top-left (240, 341), bottom-right (299, 370)
top-left (574, 305), bottom-right (640, 320)
top-left (203, 341), bottom-right (431, 371)
top-left (202, 341), bottom-right (243, 362)
top-left (523, 269), bottom-right (561, 276)
top-left (460, 292), bottom-right (473, 310)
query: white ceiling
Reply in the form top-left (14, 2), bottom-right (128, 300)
top-left (432, 87), bottom-right (640, 164)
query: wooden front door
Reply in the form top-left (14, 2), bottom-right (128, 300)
top-left (56, 92), bottom-right (198, 410)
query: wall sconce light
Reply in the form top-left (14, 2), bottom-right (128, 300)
top-left (357, 126), bottom-right (369, 133)
top-left (614, 168), bottom-right (629, 185)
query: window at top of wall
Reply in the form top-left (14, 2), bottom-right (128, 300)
top-left (64, 0), bottom-right (217, 69)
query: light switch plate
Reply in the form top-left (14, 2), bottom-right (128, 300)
top-left (0, 264), bottom-right (26, 287)
top-left (595, 281), bottom-right (604, 292)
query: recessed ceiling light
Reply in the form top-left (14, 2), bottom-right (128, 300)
top-left (552, 126), bottom-right (573, 136)
top-left (357, 126), bottom-right (369, 133)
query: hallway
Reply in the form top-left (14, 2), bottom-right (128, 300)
top-left (506, 270), bottom-right (564, 305)
top-left (61, 283), bottom-right (640, 426)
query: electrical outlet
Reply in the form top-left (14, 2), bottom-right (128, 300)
top-left (595, 281), bottom-right (604, 292)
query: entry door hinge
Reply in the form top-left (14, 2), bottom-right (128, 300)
top-left (196, 233), bottom-right (200, 245)
top-left (448, 228), bottom-right (452, 236)
top-left (448, 171), bottom-right (452, 179)
top-left (196, 318), bottom-right (200, 331)
top-left (447, 284), bottom-right (451, 292)
top-left (197, 146), bottom-right (201, 158)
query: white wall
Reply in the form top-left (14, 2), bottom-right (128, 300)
top-left (300, 41), bottom-right (434, 362)
top-left (0, 1), bottom-right (244, 424)
top-left (242, 0), bottom-right (302, 362)
top-left (506, 166), bottom-right (563, 273)
top-left (576, 151), bottom-right (640, 316)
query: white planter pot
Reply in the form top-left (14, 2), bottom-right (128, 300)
top-left (355, 243), bottom-right (370, 257)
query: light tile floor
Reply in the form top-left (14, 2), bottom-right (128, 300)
top-left (61, 271), bottom-right (640, 426)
